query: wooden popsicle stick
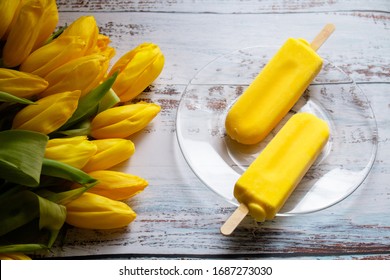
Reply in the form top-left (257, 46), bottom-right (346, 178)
top-left (310, 23), bottom-right (336, 51)
top-left (220, 203), bottom-right (249, 236)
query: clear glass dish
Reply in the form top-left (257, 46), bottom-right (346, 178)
top-left (176, 46), bottom-right (378, 215)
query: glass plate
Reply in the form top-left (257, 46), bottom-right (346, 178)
top-left (176, 46), bottom-right (378, 215)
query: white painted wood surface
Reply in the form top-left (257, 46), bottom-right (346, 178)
top-left (48, 0), bottom-right (390, 259)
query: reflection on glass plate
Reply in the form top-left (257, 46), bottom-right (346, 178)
top-left (176, 46), bottom-right (378, 216)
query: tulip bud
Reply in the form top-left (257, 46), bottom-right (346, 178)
top-left (90, 102), bottom-right (161, 139)
top-left (40, 54), bottom-right (110, 97)
top-left (108, 43), bottom-right (164, 102)
top-left (82, 139), bottom-right (135, 172)
top-left (78, 170), bottom-right (148, 200)
top-left (0, 253), bottom-right (31, 260)
top-left (44, 136), bottom-right (97, 169)
top-left (0, 68), bottom-right (48, 98)
top-left (12, 90), bottom-right (81, 135)
top-left (65, 192), bottom-right (136, 229)
top-left (0, 0), bottom-right (22, 40)
top-left (96, 34), bottom-right (111, 52)
top-left (20, 36), bottom-right (88, 78)
top-left (2, 0), bottom-right (58, 67)
top-left (59, 15), bottom-right (99, 55)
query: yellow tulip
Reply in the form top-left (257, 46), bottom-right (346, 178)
top-left (32, 0), bottom-right (58, 50)
top-left (40, 54), bottom-right (110, 97)
top-left (65, 192), bottom-right (136, 229)
top-left (93, 33), bottom-right (116, 59)
top-left (108, 42), bottom-right (164, 102)
top-left (78, 170), bottom-right (148, 200)
top-left (20, 36), bottom-right (88, 78)
top-left (12, 90), bottom-right (81, 134)
top-left (90, 102), bottom-right (161, 139)
top-left (44, 136), bottom-right (97, 169)
top-left (0, 253), bottom-right (31, 260)
top-left (0, 68), bottom-right (48, 98)
top-left (59, 15), bottom-right (99, 55)
top-left (20, 15), bottom-right (108, 77)
top-left (0, 0), bottom-right (22, 40)
top-left (2, 0), bottom-right (58, 67)
top-left (82, 139), bottom-right (135, 172)
top-left (96, 34), bottom-right (111, 52)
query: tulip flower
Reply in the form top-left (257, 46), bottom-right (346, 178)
top-left (0, 0), bottom-right (22, 40)
top-left (2, 0), bottom-right (58, 67)
top-left (12, 90), bottom-right (81, 135)
top-left (44, 136), bottom-right (97, 169)
top-left (76, 170), bottom-right (148, 201)
top-left (96, 34), bottom-right (111, 52)
top-left (0, 253), bottom-right (31, 260)
top-left (59, 15), bottom-right (99, 55)
top-left (20, 16), bottom-right (106, 77)
top-left (19, 36), bottom-right (88, 78)
top-left (90, 102), bottom-right (161, 139)
top-left (65, 192), bottom-right (136, 229)
top-left (0, 68), bottom-right (48, 98)
top-left (108, 42), bottom-right (164, 102)
top-left (40, 54), bottom-right (110, 97)
top-left (82, 138), bottom-right (135, 172)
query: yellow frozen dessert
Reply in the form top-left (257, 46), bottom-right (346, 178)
top-left (221, 112), bottom-right (330, 235)
top-left (225, 24), bottom-right (335, 145)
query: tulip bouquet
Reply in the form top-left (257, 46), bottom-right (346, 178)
top-left (0, 0), bottom-right (164, 259)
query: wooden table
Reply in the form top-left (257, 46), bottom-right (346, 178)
top-left (50, 0), bottom-right (390, 259)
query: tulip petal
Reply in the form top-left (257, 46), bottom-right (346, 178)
top-left (20, 36), bottom-right (88, 77)
top-left (90, 102), bottom-right (161, 139)
top-left (109, 43), bottom-right (165, 102)
top-left (0, 68), bottom-right (48, 98)
top-left (12, 90), bottom-right (81, 135)
top-left (82, 139), bottom-right (135, 172)
top-left (60, 72), bottom-right (118, 130)
top-left (44, 136), bottom-right (97, 169)
top-left (41, 54), bottom-right (109, 97)
top-left (84, 170), bottom-right (148, 200)
top-left (0, 0), bottom-right (23, 39)
top-left (65, 193), bottom-right (136, 229)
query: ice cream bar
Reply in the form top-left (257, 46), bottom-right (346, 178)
top-left (225, 24), bottom-right (335, 145)
top-left (221, 112), bottom-right (330, 235)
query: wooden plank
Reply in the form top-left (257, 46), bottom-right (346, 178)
top-left (40, 1), bottom-right (390, 258)
top-left (56, 11), bottom-right (390, 84)
top-left (44, 82), bottom-right (390, 258)
top-left (56, 0), bottom-right (390, 13)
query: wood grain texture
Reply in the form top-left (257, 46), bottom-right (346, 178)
top-left (57, 0), bottom-right (390, 13)
top-left (46, 0), bottom-right (390, 259)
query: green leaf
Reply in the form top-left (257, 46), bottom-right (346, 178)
top-left (0, 130), bottom-right (48, 187)
top-left (0, 91), bottom-right (35, 104)
top-left (39, 184), bottom-right (97, 205)
top-left (44, 25), bottom-right (67, 45)
top-left (0, 190), bottom-right (66, 248)
top-left (51, 120), bottom-right (91, 137)
top-left (37, 195), bottom-right (66, 247)
top-left (0, 244), bottom-right (48, 254)
top-left (41, 158), bottom-right (97, 186)
top-left (60, 72), bottom-right (118, 130)
top-left (97, 88), bottom-right (120, 113)
top-left (0, 190), bottom-right (39, 237)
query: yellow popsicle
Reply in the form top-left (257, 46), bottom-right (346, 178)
top-left (225, 24), bottom-right (335, 145)
top-left (221, 112), bottom-right (330, 235)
